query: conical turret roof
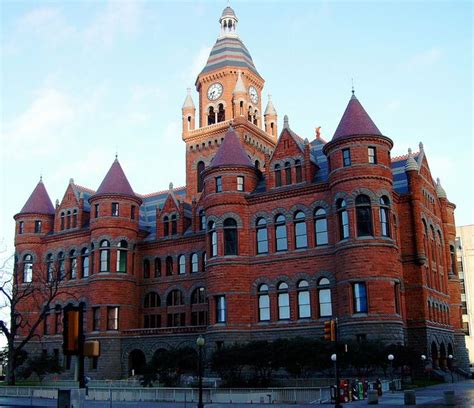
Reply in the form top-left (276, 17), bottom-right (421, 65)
top-left (264, 95), bottom-right (277, 115)
top-left (95, 158), bottom-right (136, 197)
top-left (19, 179), bottom-right (55, 215)
top-left (211, 127), bottom-right (253, 168)
top-left (182, 88), bottom-right (195, 109)
top-left (333, 94), bottom-right (382, 140)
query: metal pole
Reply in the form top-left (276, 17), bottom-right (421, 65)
top-left (334, 318), bottom-right (342, 408)
top-left (197, 345), bottom-right (203, 408)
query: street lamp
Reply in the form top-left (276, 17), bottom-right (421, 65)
top-left (196, 335), bottom-right (205, 408)
top-left (421, 354), bottom-right (427, 381)
top-left (330, 354), bottom-right (342, 408)
top-left (448, 354), bottom-right (454, 383)
top-left (387, 354), bottom-right (395, 392)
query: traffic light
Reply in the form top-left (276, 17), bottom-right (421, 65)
top-left (324, 320), bottom-right (336, 341)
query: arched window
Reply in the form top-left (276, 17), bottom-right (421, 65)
top-left (66, 210), bottom-right (71, 229)
top-left (253, 109), bottom-right (258, 125)
top-left (90, 243), bottom-right (95, 274)
top-left (100, 240), bottom-right (110, 272)
top-left (258, 284), bottom-right (270, 321)
top-left (72, 209), bottom-right (77, 228)
top-left (318, 278), bottom-right (332, 317)
top-left (81, 248), bottom-right (89, 278)
top-left (60, 212), bottom-right (65, 230)
top-left (191, 253), bottom-right (198, 273)
top-left (166, 256), bottom-right (173, 276)
top-left (191, 287), bottom-right (206, 304)
top-left (58, 252), bottom-right (65, 280)
top-left (171, 214), bottom-right (177, 235)
top-left (116, 240), bottom-right (127, 273)
top-left (154, 258), bottom-right (161, 278)
top-left (356, 195), bottom-right (373, 236)
top-left (46, 254), bottom-right (54, 282)
top-left (247, 106), bottom-right (253, 122)
top-left (199, 210), bottom-right (206, 230)
top-left (255, 160), bottom-right (260, 170)
top-left (202, 252), bottom-right (207, 272)
top-left (143, 259), bottom-right (150, 279)
top-left (337, 199), bottom-right (349, 240)
top-left (275, 164), bottom-right (282, 187)
top-left (217, 103), bottom-right (225, 122)
top-left (430, 226), bottom-right (436, 265)
top-left (144, 292), bottom-right (160, 308)
top-left (295, 160), bottom-right (302, 183)
top-left (224, 218), bottom-right (238, 255)
top-left (209, 221), bottom-right (217, 257)
top-left (69, 250), bottom-right (77, 279)
top-left (256, 218), bottom-right (268, 254)
top-left (277, 282), bottom-right (290, 320)
top-left (297, 280), bottom-right (311, 318)
top-left (314, 208), bottom-right (328, 246)
top-left (163, 216), bottom-right (169, 236)
top-left (167, 289), bottom-right (184, 306)
top-left (208, 106), bottom-right (216, 125)
top-left (294, 211), bottom-right (308, 249)
top-left (275, 215), bottom-right (288, 251)
top-left (239, 100), bottom-right (244, 116)
top-left (178, 255), bottom-right (186, 274)
top-left (379, 196), bottom-right (391, 237)
top-left (23, 254), bottom-right (33, 283)
top-left (285, 162), bottom-right (292, 185)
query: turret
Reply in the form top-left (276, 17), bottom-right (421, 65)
top-left (232, 70), bottom-right (247, 119)
top-left (182, 88), bottom-right (196, 136)
top-left (264, 94), bottom-right (277, 139)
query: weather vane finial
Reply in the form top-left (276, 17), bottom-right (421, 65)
top-left (351, 78), bottom-right (355, 95)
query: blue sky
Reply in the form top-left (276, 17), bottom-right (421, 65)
top-left (1, 0), bottom-right (472, 261)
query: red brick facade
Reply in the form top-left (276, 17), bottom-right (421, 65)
top-left (12, 6), bottom-right (468, 379)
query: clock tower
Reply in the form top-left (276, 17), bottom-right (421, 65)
top-left (182, 6), bottom-right (278, 200)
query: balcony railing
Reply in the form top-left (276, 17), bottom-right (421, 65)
top-left (122, 325), bottom-right (207, 336)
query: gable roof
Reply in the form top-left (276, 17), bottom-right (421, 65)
top-left (19, 179), bottom-right (55, 215)
top-left (95, 159), bottom-right (136, 197)
top-left (210, 127), bottom-right (253, 168)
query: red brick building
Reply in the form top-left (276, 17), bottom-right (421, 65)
top-left (13, 6), bottom-right (467, 378)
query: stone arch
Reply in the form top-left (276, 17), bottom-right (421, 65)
top-left (315, 271), bottom-right (336, 286)
top-left (18, 250), bottom-right (38, 263)
top-left (217, 212), bottom-right (243, 228)
top-left (270, 159), bottom-right (285, 171)
top-left (376, 189), bottom-right (393, 203)
top-left (292, 272), bottom-right (314, 287)
top-left (289, 204), bottom-right (311, 218)
top-left (251, 276), bottom-right (274, 293)
top-left (332, 192), bottom-right (350, 207)
top-left (250, 211), bottom-right (271, 226)
top-left (310, 200), bottom-right (331, 215)
top-left (273, 274), bottom-right (294, 290)
top-left (187, 282), bottom-right (207, 303)
top-left (270, 207), bottom-right (291, 221)
top-left (128, 349), bottom-right (146, 376)
top-left (350, 188), bottom-right (378, 205)
top-left (164, 285), bottom-right (186, 305)
top-left (431, 341), bottom-right (439, 368)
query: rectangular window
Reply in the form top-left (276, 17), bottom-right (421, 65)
top-left (92, 307), bottom-right (100, 331)
top-left (94, 204), bottom-right (99, 218)
top-left (19, 221), bottom-right (24, 234)
top-left (237, 176), bottom-right (244, 191)
top-left (353, 282), bottom-right (368, 313)
top-left (131, 205), bottom-right (136, 220)
top-left (111, 203), bottom-right (119, 217)
top-left (394, 283), bottom-right (400, 314)
top-left (167, 313), bottom-right (185, 327)
top-left (368, 147), bottom-right (377, 164)
top-left (463, 321), bottom-right (470, 336)
top-left (342, 148), bottom-right (351, 167)
top-left (34, 220), bottom-right (42, 233)
top-left (216, 295), bottom-right (226, 323)
top-left (215, 176), bottom-right (222, 193)
top-left (319, 288), bottom-right (333, 317)
top-left (107, 306), bottom-right (119, 330)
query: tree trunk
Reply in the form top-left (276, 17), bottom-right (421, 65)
top-left (7, 341), bottom-right (15, 385)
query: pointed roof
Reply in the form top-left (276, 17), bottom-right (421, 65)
top-left (264, 95), bottom-right (277, 116)
top-left (95, 158), bottom-right (136, 197)
top-left (332, 94), bottom-right (382, 140)
top-left (19, 179), bottom-right (55, 215)
top-left (221, 6), bottom-right (237, 19)
top-left (182, 88), bottom-right (195, 109)
top-left (210, 127), bottom-right (253, 168)
top-left (233, 70), bottom-right (246, 94)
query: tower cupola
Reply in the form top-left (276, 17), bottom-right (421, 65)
top-left (219, 6), bottom-right (238, 38)
top-left (182, 88), bottom-right (196, 134)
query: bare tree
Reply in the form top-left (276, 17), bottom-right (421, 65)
top-left (0, 248), bottom-right (71, 385)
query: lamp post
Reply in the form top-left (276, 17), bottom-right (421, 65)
top-left (448, 354), bottom-right (454, 383)
top-left (421, 354), bottom-right (427, 381)
top-left (387, 354), bottom-right (395, 392)
top-left (331, 353), bottom-right (342, 408)
top-left (196, 335), bottom-right (205, 408)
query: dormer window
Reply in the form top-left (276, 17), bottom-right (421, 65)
top-left (19, 221), bottom-right (24, 234)
top-left (237, 176), bottom-right (244, 191)
top-left (60, 212), bottom-right (65, 230)
top-left (112, 203), bottom-right (119, 217)
top-left (131, 205), bottom-right (136, 220)
top-left (275, 164), bottom-right (282, 187)
top-left (34, 220), bottom-right (42, 233)
top-left (368, 147), bottom-right (377, 164)
top-left (163, 216), bottom-right (169, 236)
top-left (215, 176), bottom-right (222, 193)
top-left (94, 204), bottom-right (99, 218)
top-left (285, 162), bottom-right (292, 185)
top-left (295, 160), bottom-right (302, 183)
top-left (342, 148), bottom-right (351, 167)
top-left (72, 210), bottom-right (77, 228)
top-left (171, 215), bottom-right (177, 235)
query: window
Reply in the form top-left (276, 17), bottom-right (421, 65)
top-left (217, 103), bottom-right (225, 122)
top-left (285, 162), bottom-right (292, 185)
top-left (69, 250), bottom-right (77, 279)
top-left (131, 205), bottom-right (136, 220)
top-left (166, 256), bottom-right (173, 276)
top-left (197, 161), bottom-right (205, 193)
top-left (43, 313), bottom-right (50, 335)
top-left (337, 199), bottom-right (349, 240)
top-left (58, 252), bottom-right (66, 280)
top-left (191, 253), bottom-right (198, 273)
top-left (258, 284), bottom-right (270, 321)
top-left (171, 214), bottom-right (177, 235)
top-left (202, 252), bottom-right (207, 272)
top-left (144, 314), bottom-right (162, 329)
top-left (144, 292), bottom-right (160, 308)
top-left (143, 259), bottom-right (150, 279)
top-left (294, 211), bottom-right (308, 249)
top-left (450, 245), bottom-right (456, 274)
top-left (81, 248), bottom-right (89, 278)
top-left (368, 147), bottom-right (377, 164)
top-left (277, 282), bottom-right (290, 319)
top-left (256, 218), bottom-right (268, 254)
top-left (215, 176), bottom-right (222, 193)
top-left (342, 148), bottom-right (351, 167)
top-left (34, 220), bottom-right (42, 233)
top-left (116, 240), bottom-right (127, 273)
top-left (237, 176), bottom-right (244, 192)
top-left (191, 287), bottom-right (206, 304)
top-left (163, 216), bottom-right (169, 236)
top-left (92, 307), bottom-right (100, 331)
top-left (297, 280), bottom-right (311, 318)
top-left (178, 255), bottom-right (186, 274)
top-left (167, 289), bottom-right (184, 306)
top-left (94, 204), bottom-right (99, 218)
top-left (224, 218), bottom-right (238, 255)
top-left (23, 254), bottom-right (33, 283)
top-left (154, 258), bottom-right (161, 277)
top-left (353, 282), bottom-right (368, 313)
top-left (379, 196), bottom-right (391, 237)
top-left (199, 210), bottom-right (206, 231)
top-left (19, 221), bottom-right (24, 234)
top-left (72, 210), bottom-right (77, 228)
top-left (216, 295), bottom-right (226, 323)
top-left (107, 306), bottom-right (119, 330)
top-left (191, 288), bottom-right (208, 325)
top-left (318, 278), bottom-right (332, 317)
top-left (275, 164), bottom-right (282, 187)
top-left (314, 208), bottom-right (328, 246)
top-left (295, 160), bottom-right (302, 183)
top-left (356, 195), bottom-right (373, 237)
top-left (46, 254), bottom-right (54, 282)
top-left (275, 215), bottom-right (288, 251)
top-left (394, 282), bottom-right (401, 314)
top-left (66, 211), bottom-right (71, 229)
top-left (209, 221), bottom-right (217, 257)
top-left (100, 240), bottom-right (110, 272)
top-left (112, 203), bottom-right (119, 217)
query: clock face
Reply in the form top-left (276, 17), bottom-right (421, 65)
top-left (249, 86), bottom-right (258, 104)
top-left (207, 83), bottom-right (223, 101)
